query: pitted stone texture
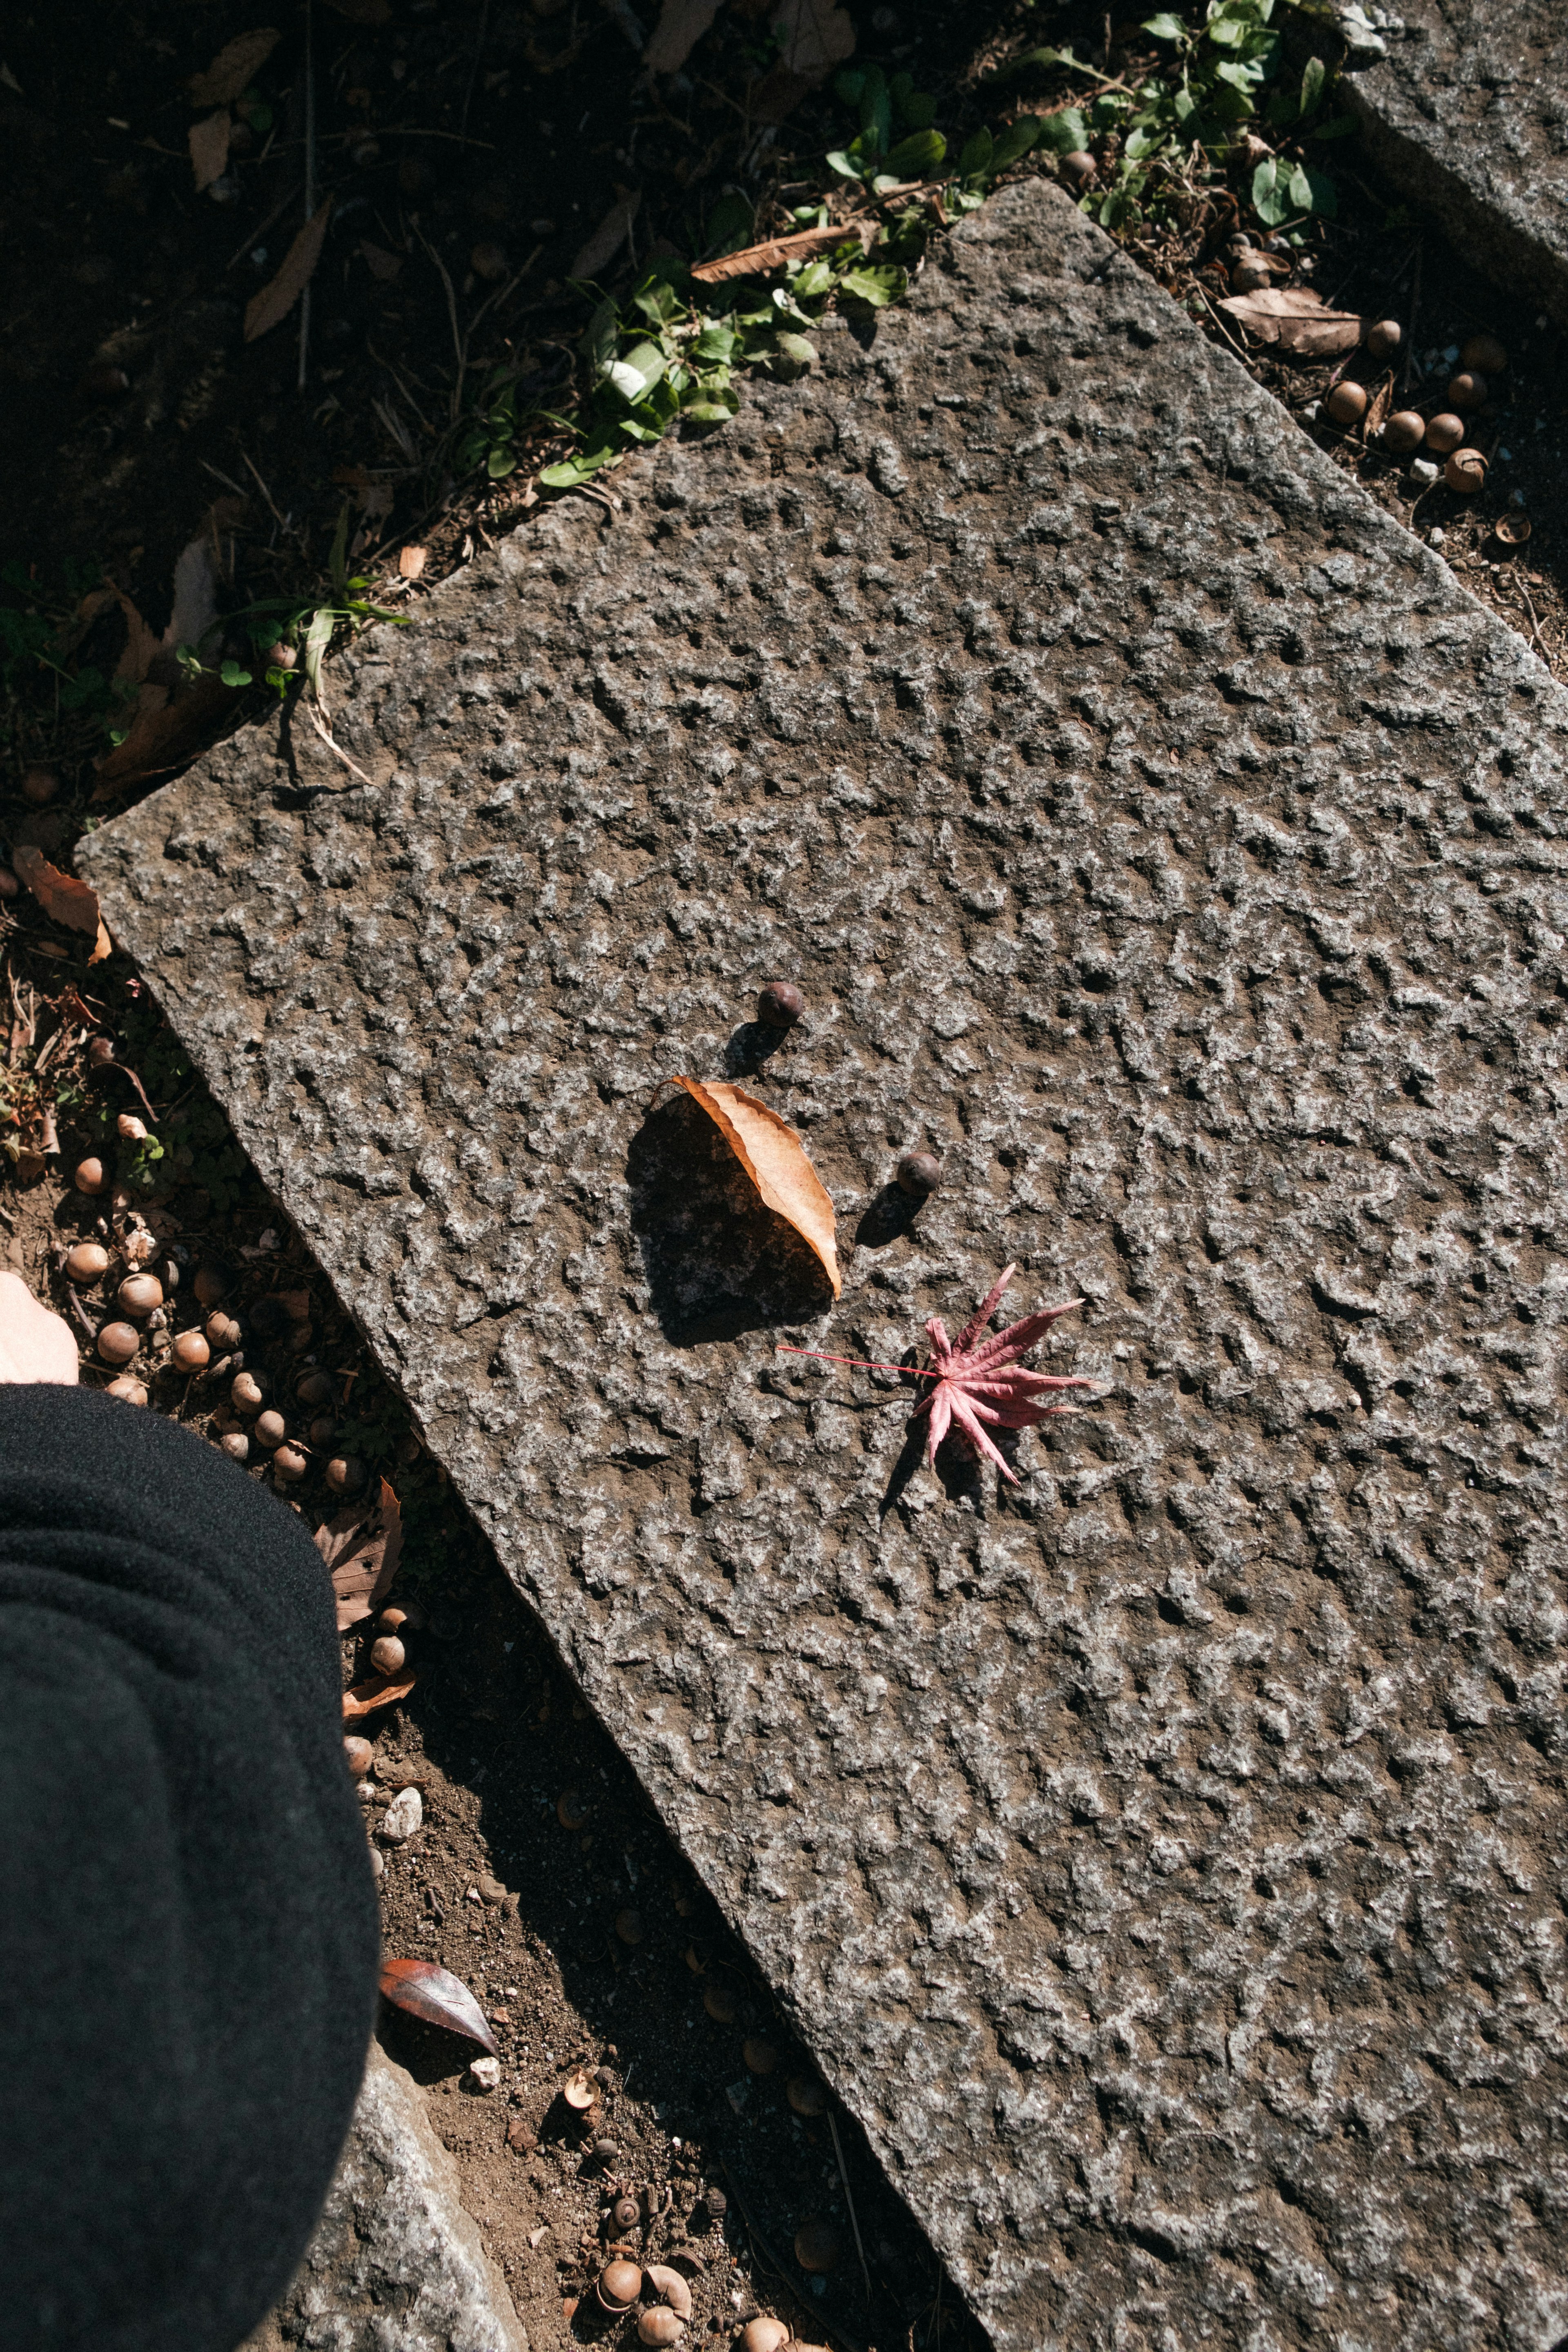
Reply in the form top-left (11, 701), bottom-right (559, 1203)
top-left (243, 2043), bottom-right (528, 2352)
top-left (1343, 0), bottom-right (1568, 322)
top-left (87, 181), bottom-right (1568, 2350)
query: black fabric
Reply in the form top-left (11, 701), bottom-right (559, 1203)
top-left (0, 1387), bottom-right (379, 2352)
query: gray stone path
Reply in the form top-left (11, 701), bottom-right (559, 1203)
top-left (1343, 0), bottom-right (1568, 322)
top-left (87, 180), bottom-right (1568, 2349)
top-left (243, 2045), bottom-right (528, 2352)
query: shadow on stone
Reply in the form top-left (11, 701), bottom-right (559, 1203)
top-left (855, 1183), bottom-right (918, 1250)
top-left (627, 1090), bottom-right (835, 1347)
top-left (721, 1020), bottom-right (804, 1077)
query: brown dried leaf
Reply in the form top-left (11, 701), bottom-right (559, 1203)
top-left (11, 847), bottom-right (111, 963)
top-left (771, 0), bottom-right (854, 81)
top-left (692, 220), bottom-right (868, 284)
top-left (317, 1476), bottom-right (404, 1631)
top-left (570, 190), bottom-right (642, 281)
top-left (93, 672), bottom-right (236, 796)
top-left (359, 237), bottom-right (403, 282)
top-left (189, 109), bottom-right (231, 193)
top-left (108, 587), bottom-right (161, 686)
top-left (379, 1958), bottom-right (499, 2054)
top-left (671, 1076), bottom-right (840, 1297)
top-left (397, 545), bottom-right (428, 581)
top-left (1217, 286), bottom-right (1365, 357)
top-left (646, 0), bottom-right (726, 73)
top-left (245, 200), bottom-right (333, 342)
top-left (188, 28), bottom-right (281, 107)
top-left (1364, 369), bottom-right (1395, 441)
top-left (343, 1667), bottom-right (418, 1719)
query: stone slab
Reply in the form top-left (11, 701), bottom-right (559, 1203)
top-left (86, 180), bottom-right (1568, 2349)
top-left (1341, 0), bottom-right (1568, 324)
top-left (243, 2043), bottom-right (528, 2352)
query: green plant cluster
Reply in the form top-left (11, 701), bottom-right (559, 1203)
top-left (80, 1004), bottom-right (255, 1212)
top-left (237, 505), bottom-right (407, 698)
top-left (0, 559), bottom-right (133, 764)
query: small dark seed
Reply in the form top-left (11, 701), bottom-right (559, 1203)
top-left (755, 980), bottom-right (805, 1028)
top-left (896, 1150), bottom-right (942, 1198)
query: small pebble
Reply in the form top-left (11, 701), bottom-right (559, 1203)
top-left (379, 1785), bottom-right (423, 1845)
top-left (344, 1735), bottom-right (374, 1777)
top-left (369, 1845), bottom-right (385, 1882)
top-left (1429, 527), bottom-right (1446, 546)
top-left (1408, 457), bottom-right (1439, 487)
top-left (470, 2056), bottom-right (502, 2091)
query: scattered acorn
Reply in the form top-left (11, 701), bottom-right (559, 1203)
top-left (117, 1113), bottom-right (148, 1143)
top-left (21, 767), bottom-right (58, 806)
top-left (1059, 151), bottom-right (1096, 189)
top-left (1325, 380), bottom-right (1368, 428)
top-left (207, 1311), bottom-right (242, 1350)
top-left (274, 1444), bottom-right (308, 1481)
top-left (755, 980), bottom-right (805, 1028)
top-left (106, 1374), bottom-right (149, 1405)
top-left (117, 1272), bottom-right (163, 1319)
top-left (739, 2323), bottom-right (789, 2352)
top-left (742, 2036), bottom-right (778, 2076)
top-left (597, 2260), bottom-right (642, 2315)
top-left (194, 1263), bottom-right (230, 1307)
top-left (786, 2074), bottom-right (827, 2118)
top-left (615, 1907), bottom-right (645, 1947)
top-left (97, 1321), bottom-right (139, 1367)
top-left (254, 1408), bottom-right (287, 1450)
top-left (75, 1157), bottom-right (106, 1196)
top-left (563, 2067), bottom-right (597, 2113)
top-left (1494, 513), bottom-right (1532, 549)
top-left (65, 1241), bottom-right (111, 1284)
top-left (793, 2219), bottom-right (842, 2274)
top-left (895, 1150), bottom-right (942, 1199)
top-left (638, 2313), bottom-right (683, 2347)
top-left (470, 239), bottom-right (508, 281)
top-left (221, 1430), bottom-right (250, 1463)
top-left (1229, 257), bottom-right (1271, 293)
top-left (296, 1368), bottom-right (334, 1408)
top-left (702, 1981), bottom-right (738, 2024)
top-left (326, 1454), bottom-right (365, 1494)
top-left (1365, 318), bottom-right (1402, 362)
top-left (232, 1371), bottom-right (266, 1415)
top-left (308, 1413), bottom-right (338, 1447)
top-left (1447, 369), bottom-right (1488, 410)
top-left (371, 1633), bottom-right (407, 1675)
top-left (171, 1330), bottom-right (210, 1373)
top-left (1381, 410), bottom-right (1425, 453)
top-left (1461, 331), bottom-right (1507, 375)
top-left (1445, 446), bottom-right (1488, 494)
top-left (1425, 411), bottom-right (1465, 456)
top-left (557, 1787), bottom-right (589, 1831)
top-left (344, 1735), bottom-right (374, 1777)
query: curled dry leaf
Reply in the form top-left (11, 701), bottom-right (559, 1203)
top-left (379, 1958), bottom-right (499, 2055)
top-left (189, 110), bottom-right (232, 194)
top-left (692, 221), bottom-right (870, 284)
top-left (188, 27), bottom-right (282, 106)
top-left (772, 0), bottom-right (854, 79)
top-left (671, 1076), bottom-right (840, 1297)
top-left (317, 1475), bottom-right (404, 1630)
top-left (645, 0), bottom-right (726, 73)
top-left (1217, 286), bottom-right (1366, 358)
top-left (94, 673), bottom-right (236, 796)
top-left (245, 200), bottom-right (334, 342)
top-left (343, 1666), bottom-right (418, 1719)
top-left (11, 847), bottom-right (111, 962)
top-left (571, 190), bottom-right (642, 282)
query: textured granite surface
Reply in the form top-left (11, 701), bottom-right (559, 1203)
top-left (1343, 0), bottom-right (1568, 322)
top-left (243, 2044), bottom-right (528, 2352)
top-left (87, 180), bottom-right (1568, 2350)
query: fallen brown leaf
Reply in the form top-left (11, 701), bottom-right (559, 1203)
top-left (646, 0), bottom-right (726, 73)
top-left (245, 200), bottom-right (333, 342)
top-left (164, 534), bottom-right (221, 655)
top-left (11, 847), bottom-right (111, 963)
top-left (397, 545), bottom-right (428, 581)
top-left (189, 109), bottom-right (231, 193)
top-left (1364, 369), bottom-right (1395, 441)
top-left (1217, 285), bottom-right (1365, 357)
top-left (343, 1668), bottom-right (418, 1719)
top-left (359, 237), bottom-right (403, 282)
top-left (317, 1476), bottom-right (404, 1631)
top-left (692, 220), bottom-right (868, 283)
top-left (93, 673), bottom-right (236, 796)
top-left (188, 29), bottom-right (281, 106)
top-left (379, 1958), bottom-right (498, 2054)
top-left (671, 1075), bottom-right (840, 1297)
top-left (771, 0), bottom-right (854, 81)
top-left (571, 189), bottom-right (642, 281)
top-left (108, 586), bottom-right (160, 688)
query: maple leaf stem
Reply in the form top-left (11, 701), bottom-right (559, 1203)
top-left (775, 1345), bottom-right (937, 1381)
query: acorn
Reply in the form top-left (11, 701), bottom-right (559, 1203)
top-left (702, 1981), bottom-right (738, 2024)
top-left (194, 1263), bottom-right (230, 1306)
top-left (1381, 410), bottom-right (1425, 453)
top-left (345, 1735), bottom-right (374, 1777)
top-left (786, 2074), bottom-right (827, 2117)
top-left (22, 767), bottom-right (58, 805)
top-left (793, 2219), bottom-right (842, 2274)
top-left (755, 980), bottom-right (804, 1028)
top-left (326, 1454), bottom-right (365, 1494)
top-left (638, 2314), bottom-right (684, 2347)
top-left (1425, 411), bottom-right (1465, 456)
top-left (1445, 447), bottom-right (1488, 494)
top-left (615, 1907), bottom-right (645, 1946)
top-left (371, 1633), bottom-right (407, 1675)
top-left (1325, 381), bottom-right (1368, 428)
top-left (597, 2260), bottom-right (642, 2315)
top-left (895, 1150), bottom-right (942, 1198)
top-left (106, 1374), bottom-right (149, 1405)
top-left (739, 2324), bottom-right (789, 2352)
top-left (232, 1371), bottom-right (266, 1414)
top-left (742, 2036), bottom-right (778, 2076)
top-left (207, 1311), bottom-right (242, 1350)
top-left (171, 1330), bottom-right (210, 1373)
top-left (1229, 257), bottom-right (1271, 293)
top-left (563, 2067), bottom-right (597, 2112)
top-left (274, 1444), bottom-right (308, 1481)
top-left (254, 1408), bottom-right (287, 1450)
top-left (117, 1272), bottom-right (163, 1318)
top-left (221, 1430), bottom-right (250, 1463)
top-left (116, 1113), bottom-right (148, 1143)
top-left (296, 1368), bottom-right (334, 1407)
top-left (470, 239), bottom-right (508, 281)
top-left (1461, 331), bottom-right (1507, 375)
top-left (377, 1606), bottom-right (417, 1633)
top-left (1059, 151), bottom-right (1096, 189)
top-left (308, 1412), bottom-right (338, 1446)
top-left (75, 1157), bottom-right (106, 1196)
top-left (557, 1787), bottom-right (589, 1831)
top-left (65, 1241), bottom-right (111, 1284)
top-left (1366, 318), bottom-right (1401, 362)
top-left (1447, 369), bottom-right (1487, 410)
top-left (264, 641), bottom-right (298, 673)
top-left (612, 2194), bottom-right (641, 2231)
top-left (97, 1321), bottom-right (139, 1366)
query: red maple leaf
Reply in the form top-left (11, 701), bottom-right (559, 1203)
top-left (779, 1264), bottom-right (1095, 1482)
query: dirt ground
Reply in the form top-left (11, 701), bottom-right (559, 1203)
top-left (4, 4), bottom-right (1567, 2348)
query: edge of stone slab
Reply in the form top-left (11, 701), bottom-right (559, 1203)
top-left (242, 2042), bottom-right (528, 2352)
